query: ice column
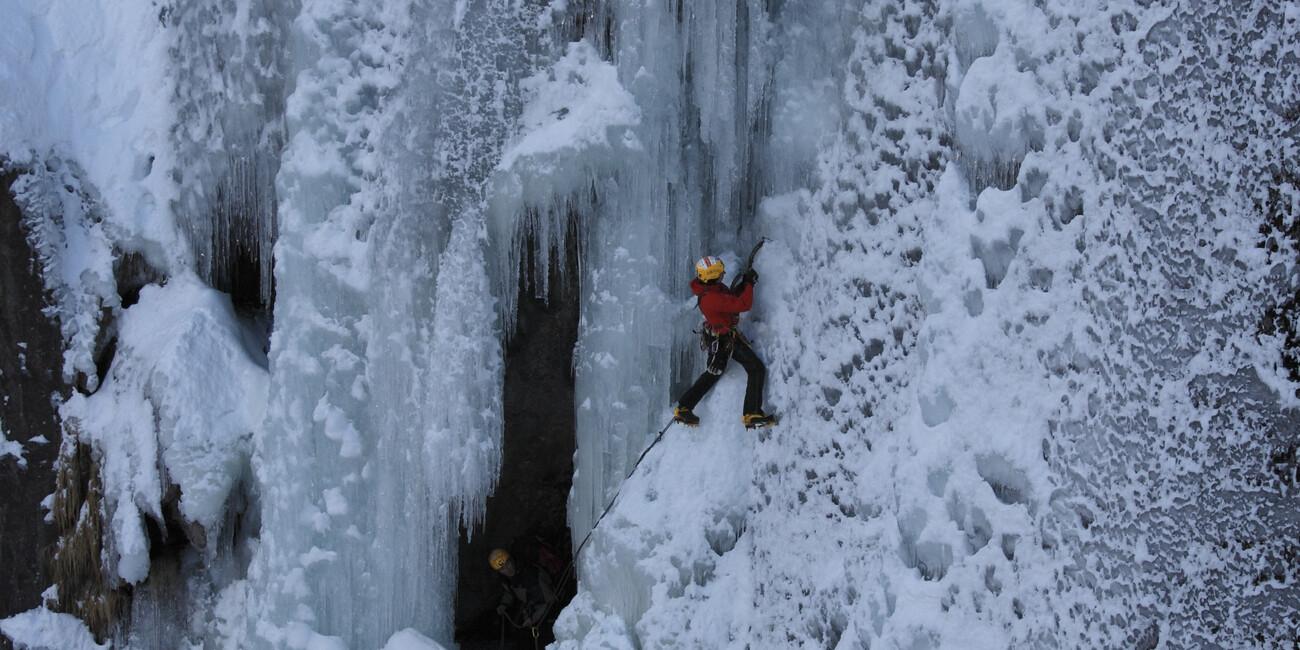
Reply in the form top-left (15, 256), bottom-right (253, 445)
top-left (171, 0), bottom-right (291, 308)
top-left (247, 1), bottom-right (532, 646)
top-left (250, 0), bottom-right (421, 645)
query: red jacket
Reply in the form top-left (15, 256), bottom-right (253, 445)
top-left (691, 279), bottom-right (753, 334)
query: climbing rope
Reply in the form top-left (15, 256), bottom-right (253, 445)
top-left (498, 613), bottom-right (542, 650)
top-left (498, 609), bottom-right (544, 650)
top-left (530, 417), bottom-right (676, 626)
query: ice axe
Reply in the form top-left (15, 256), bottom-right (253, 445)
top-left (730, 237), bottom-right (769, 292)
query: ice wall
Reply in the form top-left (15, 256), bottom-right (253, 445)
top-left (486, 0), bottom-right (817, 554)
top-left (170, 0), bottom-right (291, 308)
top-left (553, 0), bottom-right (1300, 647)
top-left (1030, 3), bottom-right (1300, 643)
top-left (1, 3), bottom-right (280, 645)
top-left (5, 0), bottom-right (545, 645)
top-left (4, 0), bottom-right (1298, 647)
top-left (230, 1), bottom-right (539, 647)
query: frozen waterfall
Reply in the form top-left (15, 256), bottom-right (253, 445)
top-left (1, 0), bottom-right (1298, 649)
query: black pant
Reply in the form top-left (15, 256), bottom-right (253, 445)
top-left (677, 332), bottom-right (766, 415)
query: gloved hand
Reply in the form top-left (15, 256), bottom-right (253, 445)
top-left (496, 604), bottom-right (507, 616)
top-left (743, 268), bottom-right (758, 285)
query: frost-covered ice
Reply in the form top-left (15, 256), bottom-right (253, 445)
top-left (551, 0), bottom-right (1300, 648)
top-left (61, 274), bottom-right (268, 582)
top-left (2, 0), bottom-right (1298, 648)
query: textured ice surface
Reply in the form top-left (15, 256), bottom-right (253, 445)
top-left (3, 0), bottom-right (1298, 648)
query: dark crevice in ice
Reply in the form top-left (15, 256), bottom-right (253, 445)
top-left (455, 237), bottom-right (580, 649)
top-left (0, 170), bottom-right (67, 634)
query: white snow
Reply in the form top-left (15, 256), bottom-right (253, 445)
top-left (497, 40), bottom-right (642, 171)
top-left (0, 0), bottom-right (184, 270)
top-left (2, 0), bottom-right (1297, 648)
top-left (0, 607), bottom-right (107, 650)
top-left (379, 629), bottom-right (448, 650)
top-left (953, 49), bottom-right (1046, 171)
top-left (61, 273), bottom-right (267, 581)
top-left (0, 417), bottom-right (24, 467)
top-left (551, 1), bottom-right (1300, 648)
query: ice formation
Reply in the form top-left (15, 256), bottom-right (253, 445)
top-left (0, 606), bottom-right (107, 650)
top-left (61, 274), bottom-right (268, 583)
top-left (1, 0), bottom-right (1298, 648)
top-left (556, 2), bottom-right (1300, 648)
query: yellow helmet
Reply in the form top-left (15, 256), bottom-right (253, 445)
top-left (488, 548), bottom-right (510, 570)
top-left (695, 256), bottom-right (724, 282)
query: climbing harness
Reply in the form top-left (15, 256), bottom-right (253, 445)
top-left (701, 325), bottom-right (736, 375)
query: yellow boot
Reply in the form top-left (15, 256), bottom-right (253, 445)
top-left (674, 407), bottom-right (700, 426)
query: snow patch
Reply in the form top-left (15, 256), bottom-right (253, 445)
top-left (0, 419), bottom-right (25, 468)
top-left (953, 48), bottom-right (1046, 176)
top-left (0, 607), bottom-right (107, 650)
top-left (498, 40), bottom-right (642, 172)
top-left (62, 274), bottom-right (268, 580)
top-left (380, 628), bottom-right (449, 650)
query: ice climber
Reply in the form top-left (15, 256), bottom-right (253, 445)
top-left (673, 255), bottom-right (777, 429)
top-left (489, 548), bottom-right (557, 630)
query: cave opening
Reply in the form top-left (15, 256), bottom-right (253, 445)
top-left (454, 239), bottom-right (580, 649)
top-left (207, 152), bottom-right (278, 319)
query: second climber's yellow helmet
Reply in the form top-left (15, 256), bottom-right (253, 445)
top-left (488, 548), bottom-right (510, 570)
top-left (696, 256), bottom-right (724, 282)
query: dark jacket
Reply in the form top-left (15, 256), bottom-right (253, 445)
top-left (499, 563), bottom-right (555, 626)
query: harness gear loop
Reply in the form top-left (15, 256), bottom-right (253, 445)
top-left (701, 325), bottom-right (736, 375)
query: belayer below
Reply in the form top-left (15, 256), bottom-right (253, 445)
top-left (489, 546), bottom-right (558, 631)
top-left (673, 254), bottom-right (777, 429)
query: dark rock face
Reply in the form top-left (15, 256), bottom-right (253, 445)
top-left (455, 262), bottom-right (579, 649)
top-left (0, 171), bottom-right (67, 646)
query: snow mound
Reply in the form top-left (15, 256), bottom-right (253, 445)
top-left (380, 628), bottom-right (449, 650)
top-left (498, 39), bottom-right (642, 172)
top-left (489, 38), bottom-right (643, 286)
top-left (1, 420), bottom-right (25, 467)
top-left (0, 607), bottom-right (107, 650)
top-left (953, 49), bottom-right (1045, 170)
top-left (63, 274), bottom-right (268, 582)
